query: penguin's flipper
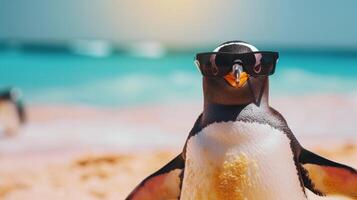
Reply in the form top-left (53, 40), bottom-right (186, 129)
top-left (126, 154), bottom-right (185, 200)
top-left (299, 148), bottom-right (357, 198)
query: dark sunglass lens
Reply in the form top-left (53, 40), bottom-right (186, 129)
top-left (239, 54), bottom-right (256, 75)
top-left (215, 54), bottom-right (233, 75)
top-left (242, 53), bottom-right (277, 76)
top-left (203, 54), bottom-right (215, 75)
top-left (261, 53), bottom-right (276, 75)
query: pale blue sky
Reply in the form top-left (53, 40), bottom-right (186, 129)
top-left (0, 0), bottom-right (356, 48)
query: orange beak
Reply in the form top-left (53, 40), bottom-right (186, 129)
top-left (224, 71), bottom-right (249, 88)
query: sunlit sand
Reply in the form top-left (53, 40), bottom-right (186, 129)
top-left (0, 95), bottom-right (356, 199)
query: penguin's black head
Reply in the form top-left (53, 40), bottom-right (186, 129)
top-left (196, 41), bottom-right (278, 106)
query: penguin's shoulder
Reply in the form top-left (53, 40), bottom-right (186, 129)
top-left (238, 104), bottom-right (302, 154)
top-left (237, 104), bottom-right (288, 131)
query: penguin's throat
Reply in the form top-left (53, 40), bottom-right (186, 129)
top-left (202, 104), bottom-right (247, 126)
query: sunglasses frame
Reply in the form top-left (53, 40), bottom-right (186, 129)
top-left (195, 51), bottom-right (279, 77)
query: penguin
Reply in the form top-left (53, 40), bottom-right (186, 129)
top-left (126, 41), bottom-right (357, 200)
top-left (0, 87), bottom-right (26, 136)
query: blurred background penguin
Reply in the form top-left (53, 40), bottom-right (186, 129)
top-left (0, 87), bottom-right (26, 137)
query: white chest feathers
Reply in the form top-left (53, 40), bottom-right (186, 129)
top-left (181, 121), bottom-right (307, 200)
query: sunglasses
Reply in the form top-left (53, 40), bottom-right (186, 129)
top-left (194, 51), bottom-right (279, 77)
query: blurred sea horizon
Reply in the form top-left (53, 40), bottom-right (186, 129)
top-left (1, 43), bottom-right (357, 107)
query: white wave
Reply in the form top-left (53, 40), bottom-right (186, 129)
top-left (271, 68), bottom-right (357, 95)
top-left (29, 71), bottom-right (202, 106)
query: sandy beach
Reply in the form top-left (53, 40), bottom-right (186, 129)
top-left (0, 95), bottom-right (356, 200)
top-left (0, 144), bottom-right (356, 200)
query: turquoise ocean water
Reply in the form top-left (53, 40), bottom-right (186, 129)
top-left (0, 50), bottom-right (357, 107)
